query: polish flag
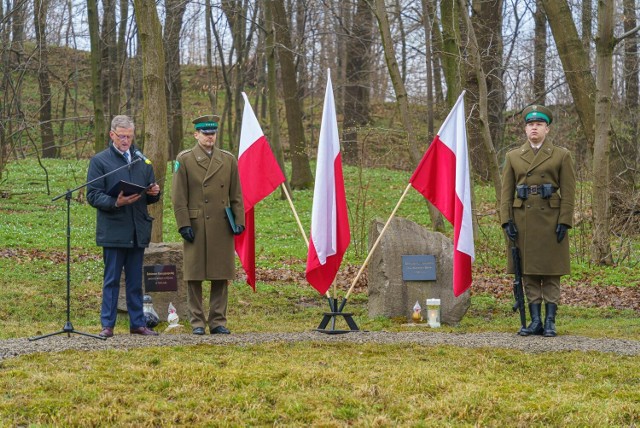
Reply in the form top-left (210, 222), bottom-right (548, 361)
top-left (409, 92), bottom-right (474, 297)
top-left (305, 70), bottom-right (351, 294)
top-left (235, 92), bottom-right (286, 290)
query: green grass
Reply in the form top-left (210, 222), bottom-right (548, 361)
top-left (1, 343), bottom-right (638, 426)
top-left (0, 159), bottom-right (639, 426)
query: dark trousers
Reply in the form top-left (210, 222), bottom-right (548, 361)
top-left (101, 247), bottom-right (145, 329)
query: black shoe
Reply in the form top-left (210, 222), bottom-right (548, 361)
top-left (192, 327), bottom-right (205, 335)
top-left (211, 326), bottom-right (230, 334)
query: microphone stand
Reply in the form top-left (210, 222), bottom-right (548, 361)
top-left (29, 158), bottom-right (143, 341)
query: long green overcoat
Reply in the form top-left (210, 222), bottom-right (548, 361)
top-left (172, 144), bottom-right (245, 280)
top-left (500, 140), bottom-right (576, 275)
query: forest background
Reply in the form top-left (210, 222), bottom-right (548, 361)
top-left (1, 1), bottom-right (639, 306)
top-left (1, 1), bottom-right (639, 424)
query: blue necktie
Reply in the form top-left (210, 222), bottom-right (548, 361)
top-left (124, 152), bottom-right (130, 163)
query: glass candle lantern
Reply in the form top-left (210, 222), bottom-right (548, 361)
top-left (426, 298), bottom-right (441, 328)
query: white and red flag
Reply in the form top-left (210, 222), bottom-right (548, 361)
top-left (409, 92), bottom-right (474, 297)
top-left (235, 92), bottom-right (286, 290)
top-left (305, 70), bottom-right (351, 294)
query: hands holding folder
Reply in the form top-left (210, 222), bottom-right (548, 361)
top-left (225, 207), bottom-right (244, 235)
top-left (108, 180), bottom-right (160, 208)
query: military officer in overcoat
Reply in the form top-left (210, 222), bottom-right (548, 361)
top-left (500, 105), bottom-right (576, 337)
top-left (172, 115), bottom-right (245, 335)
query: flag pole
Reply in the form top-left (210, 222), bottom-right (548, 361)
top-left (342, 183), bottom-right (413, 303)
top-left (281, 182), bottom-right (309, 248)
top-left (281, 182), bottom-right (331, 298)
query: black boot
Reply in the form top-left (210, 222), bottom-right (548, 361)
top-left (519, 303), bottom-right (544, 336)
top-left (543, 303), bottom-right (557, 337)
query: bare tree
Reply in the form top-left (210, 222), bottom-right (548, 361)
top-left (581, 0), bottom-right (592, 56)
top-left (533, 0), bottom-right (547, 103)
top-left (34, 0), bottom-right (57, 158)
top-left (268, 0), bottom-right (313, 190)
top-left (133, 0), bottom-right (170, 242)
top-left (623, 0), bottom-right (639, 110)
top-left (87, 0), bottom-right (106, 151)
top-left (591, 0), bottom-right (614, 265)
top-left (263, 0), bottom-right (289, 197)
top-left (164, 0), bottom-right (188, 158)
top-left (342, 0), bottom-right (373, 165)
top-left (440, 0), bottom-right (462, 105)
top-left (541, 0), bottom-right (596, 155)
top-left (370, 0), bottom-right (444, 231)
top-left (457, 0), bottom-right (501, 201)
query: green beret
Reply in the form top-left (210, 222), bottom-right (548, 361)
top-left (193, 114), bottom-right (220, 134)
top-left (522, 105), bottom-right (552, 125)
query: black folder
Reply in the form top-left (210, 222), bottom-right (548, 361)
top-left (107, 180), bottom-right (147, 197)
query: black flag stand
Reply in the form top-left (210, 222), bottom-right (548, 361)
top-left (29, 159), bottom-right (142, 341)
top-left (314, 297), bottom-right (360, 334)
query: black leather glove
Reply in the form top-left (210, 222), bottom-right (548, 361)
top-left (233, 225), bottom-right (245, 236)
top-left (502, 221), bottom-right (518, 241)
top-left (179, 226), bottom-right (195, 243)
top-left (556, 224), bottom-right (569, 243)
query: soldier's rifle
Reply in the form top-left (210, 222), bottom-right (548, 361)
top-left (508, 220), bottom-right (527, 330)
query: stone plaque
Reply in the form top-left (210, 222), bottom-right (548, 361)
top-left (402, 255), bottom-right (436, 281)
top-left (144, 264), bottom-right (178, 292)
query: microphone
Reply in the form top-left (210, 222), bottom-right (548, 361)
top-left (134, 149), bottom-right (152, 164)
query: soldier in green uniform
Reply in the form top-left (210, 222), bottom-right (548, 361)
top-left (500, 105), bottom-right (576, 337)
top-left (172, 115), bottom-right (245, 335)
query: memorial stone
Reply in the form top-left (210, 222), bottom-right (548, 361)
top-left (118, 242), bottom-right (188, 320)
top-left (367, 217), bottom-right (470, 325)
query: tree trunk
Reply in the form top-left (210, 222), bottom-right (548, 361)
top-left (205, 0), bottom-right (218, 114)
top-left (591, 0), bottom-right (614, 265)
top-left (533, 0), bottom-right (547, 103)
top-left (428, 4), bottom-right (445, 104)
top-left (34, 0), bottom-right (57, 158)
top-left (623, 0), bottom-right (639, 110)
top-left (541, 0), bottom-right (596, 156)
top-left (163, 0), bottom-right (187, 159)
top-left (264, 0), bottom-right (290, 198)
top-left (457, 0), bottom-right (501, 201)
top-left (581, 0), bottom-right (592, 55)
top-left (465, 0), bottom-right (504, 181)
top-left (269, 0), bottom-right (313, 190)
top-left (87, 0), bottom-right (106, 152)
top-left (101, 0), bottom-right (118, 122)
top-left (343, 0), bottom-right (373, 165)
top-left (133, 0), bottom-right (169, 242)
top-left (440, 0), bottom-right (462, 105)
top-left (421, 0), bottom-right (434, 138)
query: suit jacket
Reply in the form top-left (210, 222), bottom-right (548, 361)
top-left (87, 143), bottom-right (160, 248)
top-left (500, 140), bottom-right (576, 275)
top-left (172, 144), bottom-right (245, 280)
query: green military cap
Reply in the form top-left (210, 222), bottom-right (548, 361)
top-left (192, 115), bottom-right (220, 134)
top-left (522, 104), bottom-right (552, 125)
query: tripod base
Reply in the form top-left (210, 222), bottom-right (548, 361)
top-left (314, 298), bottom-right (360, 334)
top-left (29, 321), bottom-right (107, 341)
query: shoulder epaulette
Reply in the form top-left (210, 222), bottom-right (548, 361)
top-left (219, 149), bottom-right (236, 158)
top-left (176, 148), bottom-right (193, 160)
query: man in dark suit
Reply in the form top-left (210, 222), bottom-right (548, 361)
top-left (500, 105), bottom-right (576, 337)
top-left (87, 115), bottom-right (161, 337)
